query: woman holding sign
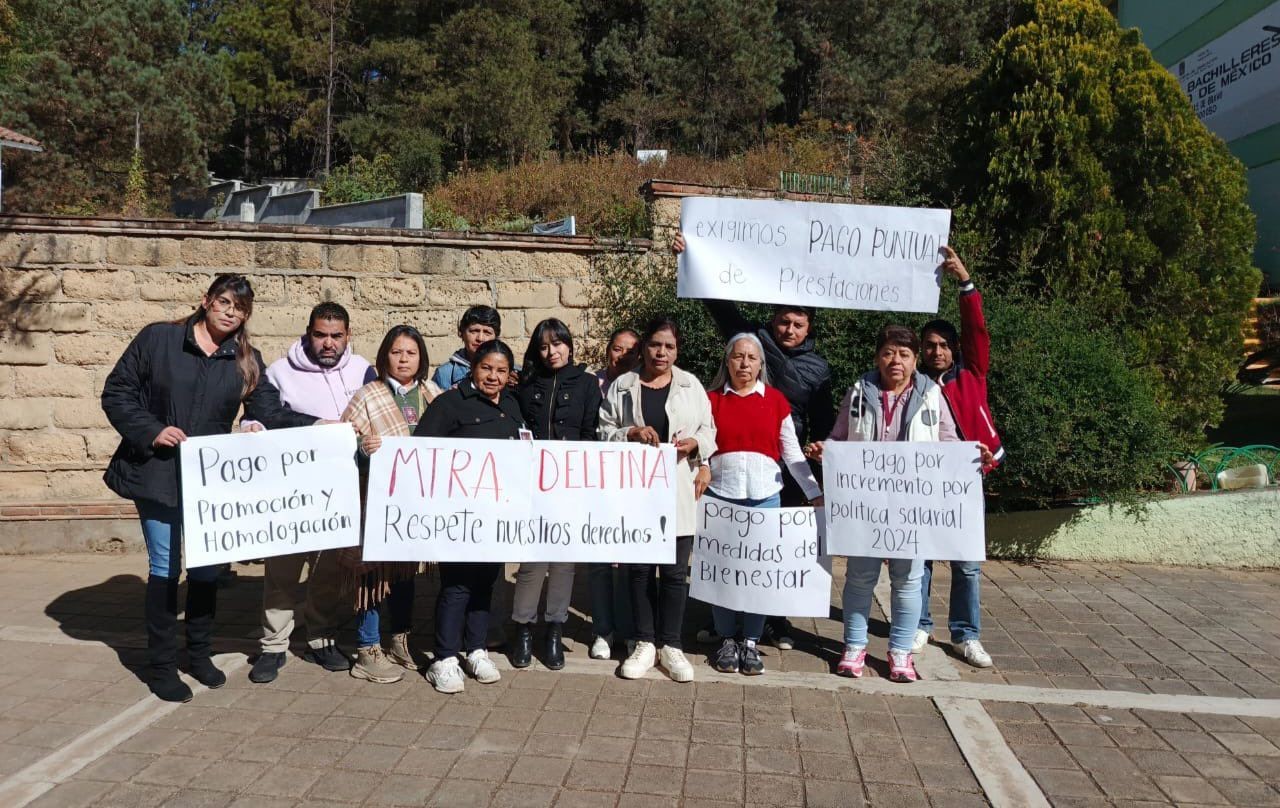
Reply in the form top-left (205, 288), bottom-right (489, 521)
top-left (511, 318), bottom-right (602, 670)
top-left (806, 325), bottom-right (991, 683)
top-left (414, 339), bottom-right (527, 694)
top-left (704, 334), bottom-right (823, 676)
top-left (101, 274), bottom-right (319, 703)
top-left (599, 316), bottom-right (717, 683)
top-left (340, 324), bottom-right (443, 684)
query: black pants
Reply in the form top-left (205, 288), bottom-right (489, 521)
top-left (434, 562), bottom-right (501, 660)
top-left (627, 535), bottom-right (693, 648)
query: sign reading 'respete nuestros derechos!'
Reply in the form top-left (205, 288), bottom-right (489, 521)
top-left (362, 437), bottom-right (679, 564)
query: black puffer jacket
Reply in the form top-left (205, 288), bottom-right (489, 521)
top-left (704, 300), bottom-right (835, 443)
top-left (101, 316), bottom-right (318, 507)
top-left (414, 378), bottom-right (526, 439)
top-left (516, 363), bottom-right (602, 441)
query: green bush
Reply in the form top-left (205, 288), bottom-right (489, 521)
top-left (320, 154), bottom-right (399, 205)
top-left (981, 295), bottom-right (1170, 509)
top-left (953, 0), bottom-right (1261, 443)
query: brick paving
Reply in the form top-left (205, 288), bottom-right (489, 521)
top-left (991, 700), bottom-right (1280, 806)
top-left (1, 553), bottom-right (1279, 806)
top-left (947, 563), bottom-right (1280, 698)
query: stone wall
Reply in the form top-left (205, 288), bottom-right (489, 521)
top-left (0, 214), bottom-right (648, 549)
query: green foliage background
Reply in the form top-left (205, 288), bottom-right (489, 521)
top-left (952, 0), bottom-right (1261, 443)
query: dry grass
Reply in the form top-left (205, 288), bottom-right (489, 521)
top-left (427, 139), bottom-right (850, 238)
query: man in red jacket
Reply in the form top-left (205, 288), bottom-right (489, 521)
top-left (913, 246), bottom-right (1003, 668)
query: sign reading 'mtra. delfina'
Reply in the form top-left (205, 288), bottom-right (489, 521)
top-left (677, 196), bottom-right (950, 313)
top-left (1175, 3), bottom-right (1280, 142)
top-left (363, 437), bottom-right (678, 564)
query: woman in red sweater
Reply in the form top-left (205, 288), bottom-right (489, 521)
top-left (704, 334), bottom-right (823, 675)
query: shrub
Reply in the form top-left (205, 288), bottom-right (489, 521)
top-left (981, 295), bottom-right (1170, 509)
top-left (953, 0), bottom-right (1261, 443)
top-left (320, 154), bottom-right (399, 205)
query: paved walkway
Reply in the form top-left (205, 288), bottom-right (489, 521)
top-left (0, 554), bottom-right (1278, 807)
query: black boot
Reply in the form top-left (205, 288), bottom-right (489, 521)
top-left (185, 579), bottom-right (226, 689)
top-left (145, 576), bottom-right (192, 703)
top-left (545, 622), bottom-right (565, 671)
top-left (511, 623), bottom-right (533, 668)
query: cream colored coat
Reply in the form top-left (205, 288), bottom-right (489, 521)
top-left (599, 366), bottom-right (717, 537)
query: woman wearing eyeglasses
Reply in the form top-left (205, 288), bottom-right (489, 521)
top-left (101, 274), bottom-right (319, 703)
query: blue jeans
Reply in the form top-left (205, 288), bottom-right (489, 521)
top-left (588, 564), bottom-right (635, 640)
top-left (356, 577), bottom-right (415, 648)
top-left (919, 560), bottom-right (982, 643)
top-left (707, 491), bottom-right (780, 642)
top-left (136, 500), bottom-right (218, 583)
top-left (841, 556), bottom-right (925, 652)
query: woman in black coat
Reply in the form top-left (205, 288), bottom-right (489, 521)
top-left (507, 318), bottom-right (602, 670)
top-left (415, 339), bottom-right (527, 694)
top-left (101, 274), bottom-right (317, 703)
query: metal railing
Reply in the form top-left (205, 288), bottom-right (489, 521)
top-left (1166, 444), bottom-right (1279, 492)
top-left (778, 172), bottom-right (852, 196)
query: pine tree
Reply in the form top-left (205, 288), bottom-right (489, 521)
top-left (953, 0), bottom-right (1261, 439)
top-left (0, 0), bottom-right (230, 212)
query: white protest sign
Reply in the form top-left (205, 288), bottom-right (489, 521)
top-left (531, 442), bottom-right (678, 563)
top-left (823, 441), bottom-right (985, 561)
top-left (677, 196), bottom-right (949, 313)
top-left (1174, 4), bottom-right (1280, 142)
top-left (180, 424), bottom-right (360, 567)
top-left (362, 437), bottom-right (678, 563)
top-left (690, 500), bottom-right (833, 618)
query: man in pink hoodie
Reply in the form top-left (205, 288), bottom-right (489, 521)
top-left (249, 302), bottom-right (376, 684)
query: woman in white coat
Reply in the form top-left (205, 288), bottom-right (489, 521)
top-left (599, 316), bottom-right (716, 682)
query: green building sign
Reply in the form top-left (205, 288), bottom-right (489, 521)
top-left (1119, 0), bottom-right (1280, 290)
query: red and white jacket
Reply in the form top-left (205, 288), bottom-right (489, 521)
top-left (939, 283), bottom-right (1004, 468)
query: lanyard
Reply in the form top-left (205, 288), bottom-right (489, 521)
top-left (880, 384), bottom-right (912, 438)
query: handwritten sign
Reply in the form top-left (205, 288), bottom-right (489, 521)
top-left (690, 500), bottom-right (833, 618)
top-left (180, 424), bottom-right (360, 567)
top-left (823, 441), bottom-right (985, 561)
top-left (677, 196), bottom-right (950, 313)
top-left (362, 437), bottom-right (678, 563)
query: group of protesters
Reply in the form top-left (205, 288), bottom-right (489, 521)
top-left (101, 234), bottom-right (1001, 703)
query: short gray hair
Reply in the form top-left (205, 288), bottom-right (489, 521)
top-left (708, 332), bottom-right (770, 391)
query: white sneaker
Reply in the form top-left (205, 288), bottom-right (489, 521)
top-left (426, 657), bottom-right (465, 694)
top-left (659, 646), bottom-right (694, 683)
top-left (465, 649), bottom-right (502, 684)
top-left (954, 639), bottom-right (993, 668)
top-left (911, 629), bottom-right (931, 654)
top-left (620, 641), bottom-right (656, 679)
top-left (590, 634), bottom-right (612, 660)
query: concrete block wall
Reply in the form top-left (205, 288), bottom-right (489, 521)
top-left (0, 216), bottom-right (647, 540)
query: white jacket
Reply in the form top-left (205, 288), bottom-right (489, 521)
top-left (829, 370), bottom-right (955, 443)
top-left (599, 366), bottom-right (717, 537)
